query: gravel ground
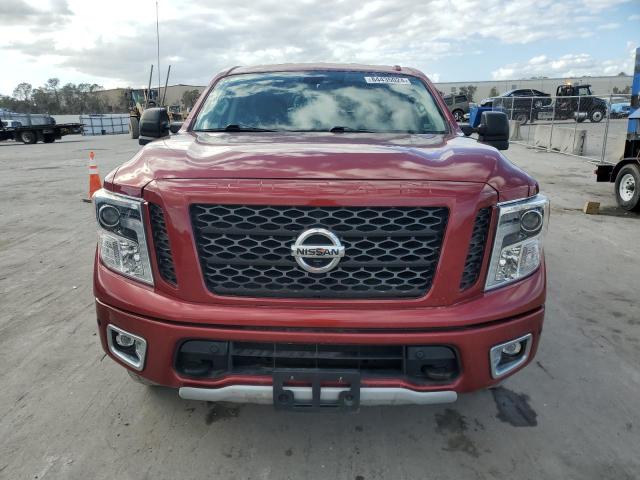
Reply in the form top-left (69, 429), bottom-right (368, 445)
top-left (0, 134), bottom-right (639, 480)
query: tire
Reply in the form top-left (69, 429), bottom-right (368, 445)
top-left (452, 109), bottom-right (464, 122)
top-left (127, 370), bottom-right (157, 386)
top-left (514, 112), bottom-right (529, 125)
top-left (20, 130), bottom-right (37, 144)
top-left (589, 108), bottom-right (605, 123)
top-left (129, 117), bottom-right (140, 139)
top-left (615, 164), bottom-right (640, 212)
top-left (43, 134), bottom-right (55, 143)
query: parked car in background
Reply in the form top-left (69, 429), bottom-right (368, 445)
top-left (610, 102), bottom-right (631, 119)
top-left (480, 89), bottom-right (551, 109)
top-left (482, 89), bottom-right (553, 124)
top-left (443, 94), bottom-right (470, 122)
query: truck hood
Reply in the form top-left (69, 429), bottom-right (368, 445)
top-left (109, 132), bottom-right (535, 200)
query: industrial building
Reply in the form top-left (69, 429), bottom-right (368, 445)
top-left (93, 74), bottom-right (632, 112)
top-left (435, 75), bottom-right (632, 102)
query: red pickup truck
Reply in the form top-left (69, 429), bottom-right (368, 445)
top-left (93, 64), bottom-right (548, 411)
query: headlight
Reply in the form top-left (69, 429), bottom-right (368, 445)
top-left (94, 189), bottom-right (153, 285)
top-left (485, 194), bottom-right (549, 290)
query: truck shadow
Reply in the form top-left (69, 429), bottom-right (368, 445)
top-left (598, 206), bottom-right (640, 220)
top-left (125, 385), bottom-right (526, 474)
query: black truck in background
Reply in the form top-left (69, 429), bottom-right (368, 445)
top-left (541, 84), bottom-right (608, 123)
top-left (487, 84), bottom-right (608, 124)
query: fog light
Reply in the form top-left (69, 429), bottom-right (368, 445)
top-left (115, 332), bottom-right (135, 348)
top-left (502, 342), bottom-right (522, 356)
top-left (489, 333), bottom-right (533, 378)
top-left (107, 324), bottom-right (147, 371)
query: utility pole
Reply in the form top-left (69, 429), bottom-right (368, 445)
top-left (156, 1), bottom-right (161, 100)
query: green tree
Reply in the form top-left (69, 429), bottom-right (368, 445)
top-left (60, 83), bottom-right (79, 113)
top-left (459, 85), bottom-right (477, 102)
top-left (489, 86), bottom-right (499, 97)
top-left (612, 86), bottom-right (631, 94)
top-left (3, 80), bottom-right (110, 114)
top-left (12, 82), bottom-right (33, 102)
top-left (181, 89), bottom-right (201, 110)
top-left (74, 83), bottom-right (105, 113)
top-left (32, 87), bottom-right (54, 112)
top-left (45, 78), bottom-right (61, 112)
top-left (0, 95), bottom-right (21, 111)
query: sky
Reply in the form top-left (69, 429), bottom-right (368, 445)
top-left (0, 0), bottom-right (638, 96)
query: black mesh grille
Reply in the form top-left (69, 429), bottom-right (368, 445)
top-left (149, 204), bottom-right (177, 285)
top-left (459, 207), bottom-right (492, 290)
top-left (190, 205), bottom-right (449, 299)
top-left (175, 340), bottom-right (459, 383)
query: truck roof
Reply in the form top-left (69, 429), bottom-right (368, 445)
top-left (227, 63), bottom-right (423, 77)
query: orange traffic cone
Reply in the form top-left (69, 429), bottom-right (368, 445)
top-left (82, 151), bottom-right (102, 203)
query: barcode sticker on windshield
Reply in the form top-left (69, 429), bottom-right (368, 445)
top-left (364, 76), bottom-right (411, 85)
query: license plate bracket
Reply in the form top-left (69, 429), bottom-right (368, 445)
top-left (273, 370), bottom-right (360, 412)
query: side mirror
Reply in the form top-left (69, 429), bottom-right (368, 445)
top-left (139, 107), bottom-right (170, 146)
top-left (477, 111), bottom-right (509, 150)
top-left (460, 124), bottom-right (474, 137)
top-left (169, 121), bottom-right (183, 134)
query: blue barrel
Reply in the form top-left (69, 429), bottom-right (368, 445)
top-left (469, 106), bottom-right (494, 128)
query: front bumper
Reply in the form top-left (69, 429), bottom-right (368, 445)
top-left (95, 298), bottom-right (544, 403)
top-left (179, 385), bottom-right (458, 406)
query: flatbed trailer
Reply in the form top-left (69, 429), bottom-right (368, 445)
top-left (595, 47), bottom-right (640, 212)
top-left (0, 123), bottom-right (82, 144)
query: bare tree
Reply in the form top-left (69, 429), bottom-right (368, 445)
top-left (45, 78), bottom-right (61, 110)
top-left (12, 83), bottom-right (33, 102)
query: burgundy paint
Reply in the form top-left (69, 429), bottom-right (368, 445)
top-left (95, 63), bottom-right (546, 394)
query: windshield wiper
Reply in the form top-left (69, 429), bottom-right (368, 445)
top-left (196, 124), bottom-right (277, 132)
top-left (329, 126), bottom-right (375, 133)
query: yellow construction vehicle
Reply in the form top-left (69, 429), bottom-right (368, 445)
top-left (126, 65), bottom-right (158, 139)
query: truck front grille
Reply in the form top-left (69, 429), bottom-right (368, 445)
top-left (149, 204), bottom-right (177, 285)
top-left (459, 207), bottom-right (492, 290)
top-left (190, 205), bottom-right (449, 299)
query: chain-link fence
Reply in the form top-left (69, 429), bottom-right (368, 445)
top-left (490, 93), bottom-right (631, 164)
top-left (79, 114), bottom-right (129, 136)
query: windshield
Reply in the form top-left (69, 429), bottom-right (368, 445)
top-left (192, 71), bottom-right (448, 134)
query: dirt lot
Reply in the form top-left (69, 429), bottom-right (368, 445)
top-left (1, 134), bottom-right (639, 480)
